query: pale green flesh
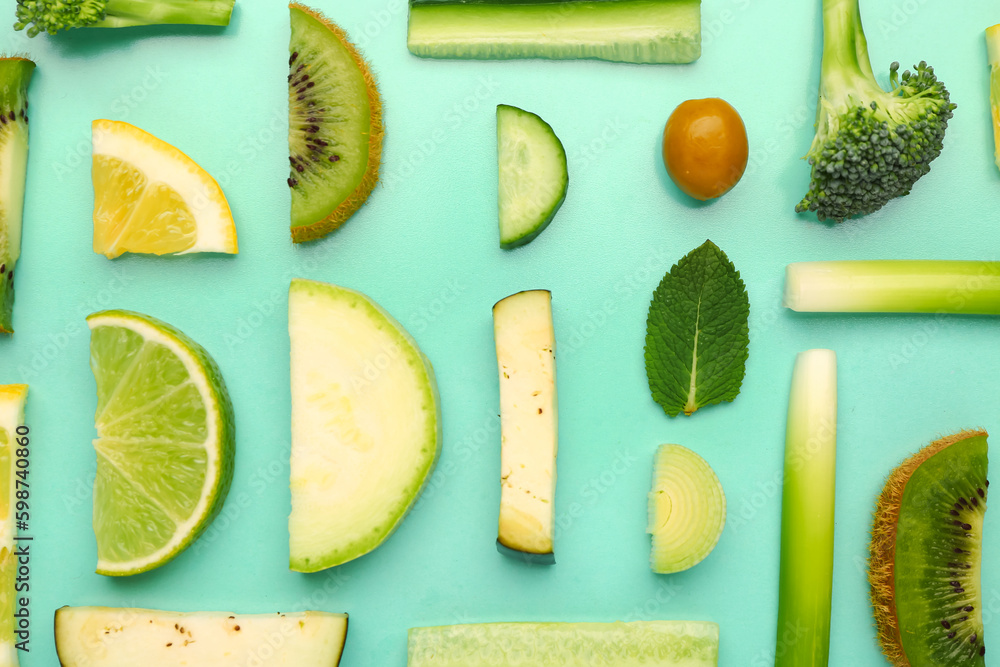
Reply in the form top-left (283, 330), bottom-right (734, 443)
top-left (55, 607), bottom-right (348, 667)
top-left (408, 621), bottom-right (719, 666)
top-left (289, 279), bottom-right (440, 572)
top-left (407, 0), bottom-right (702, 64)
top-left (289, 6), bottom-right (372, 229)
top-left (493, 290), bottom-right (557, 559)
top-left (784, 261), bottom-right (1000, 314)
top-left (497, 106), bottom-right (567, 249)
top-left (647, 444), bottom-right (725, 574)
top-left (87, 311), bottom-right (234, 575)
top-left (775, 350), bottom-right (837, 666)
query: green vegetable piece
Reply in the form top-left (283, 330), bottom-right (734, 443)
top-left (407, 0), bottom-right (701, 65)
top-left (648, 444), bottom-right (725, 574)
top-left (988, 25), bottom-right (1000, 172)
top-left (408, 621), bottom-right (720, 666)
top-left (784, 260), bottom-right (1000, 314)
top-left (775, 349), bottom-right (837, 667)
top-left (796, 0), bottom-right (955, 222)
top-left (0, 57), bottom-right (33, 335)
top-left (14, 0), bottom-right (235, 37)
top-left (644, 240), bottom-right (749, 417)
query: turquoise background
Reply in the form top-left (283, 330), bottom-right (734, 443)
top-left (1, 0), bottom-right (999, 664)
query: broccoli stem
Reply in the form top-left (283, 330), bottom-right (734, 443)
top-left (820, 0), bottom-right (881, 99)
top-left (94, 0), bottom-right (233, 27)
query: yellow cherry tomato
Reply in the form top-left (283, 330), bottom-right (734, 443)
top-left (662, 98), bottom-right (749, 201)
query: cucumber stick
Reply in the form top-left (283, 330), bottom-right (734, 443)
top-left (407, 0), bottom-right (702, 64)
top-left (408, 621), bottom-right (719, 666)
top-left (497, 105), bottom-right (567, 249)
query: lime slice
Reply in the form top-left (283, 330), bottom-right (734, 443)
top-left (87, 310), bottom-right (234, 576)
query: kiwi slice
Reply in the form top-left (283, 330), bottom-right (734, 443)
top-left (288, 4), bottom-right (383, 243)
top-left (647, 444), bottom-right (726, 574)
top-left (0, 56), bottom-right (34, 334)
top-left (870, 429), bottom-right (989, 666)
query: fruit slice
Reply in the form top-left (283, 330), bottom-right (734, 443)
top-left (288, 4), bottom-right (383, 242)
top-left (407, 0), bottom-right (702, 64)
top-left (0, 385), bottom-right (26, 666)
top-left (289, 278), bottom-right (440, 572)
top-left (55, 607), bottom-right (348, 666)
top-left (91, 120), bottom-right (237, 259)
top-left (408, 621), bottom-right (720, 666)
top-left (87, 310), bottom-right (235, 576)
top-left (493, 290), bottom-right (557, 563)
top-left (870, 430), bottom-right (989, 665)
top-left (497, 105), bottom-right (567, 249)
top-left (647, 444), bottom-right (725, 573)
top-left (0, 58), bottom-right (34, 334)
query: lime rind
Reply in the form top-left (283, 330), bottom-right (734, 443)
top-left (87, 310), bottom-right (234, 576)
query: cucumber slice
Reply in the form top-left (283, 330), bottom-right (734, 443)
top-left (493, 290), bottom-right (557, 563)
top-left (55, 607), bottom-right (348, 666)
top-left (0, 58), bottom-right (34, 334)
top-left (408, 621), bottom-right (720, 666)
top-left (407, 0), bottom-right (702, 64)
top-left (497, 105), bottom-right (567, 249)
top-left (648, 444), bottom-right (725, 573)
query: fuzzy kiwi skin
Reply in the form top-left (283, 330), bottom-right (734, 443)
top-left (869, 429), bottom-right (989, 666)
top-left (288, 4), bottom-right (383, 244)
top-left (0, 56), bottom-right (34, 334)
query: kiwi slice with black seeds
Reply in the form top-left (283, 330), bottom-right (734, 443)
top-left (288, 4), bottom-right (383, 243)
top-left (0, 56), bottom-right (34, 334)
top-left (870, 429), bottom-right (988, 666)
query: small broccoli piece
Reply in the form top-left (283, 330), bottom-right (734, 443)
top-left (796, 0), bottom-right (955, 222)
top-left (14, 0), bottom-right (234, 37)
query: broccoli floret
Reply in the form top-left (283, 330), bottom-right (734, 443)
top-left (14, 0), bottom-right (234, 37)
top-left (796, 0), bottom-right (956, 222)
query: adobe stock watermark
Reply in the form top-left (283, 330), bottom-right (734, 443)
top-left (53, 66), bottom-right (168, 182)
top-left (568, 117), bottom-right (629, 173)
top-left (558, 246), bottom-right (672, 358)
top-left (552, 449), bottom-right (638, 542)
top-left (352, 0), bottom-right (408, 48)
top-left (17, 267), bottom-right (135, 382)
top-left (409, 278), bottom-right (466, 334)
top-left (382, 76), bottom-right (502, 192)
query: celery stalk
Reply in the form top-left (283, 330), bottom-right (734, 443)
top-left (988, 25), bottom-right (1000, 172)
top-left (775, 350), bottom-right (836, 667)
top-left (784, 260), bottom-right (1000, 314)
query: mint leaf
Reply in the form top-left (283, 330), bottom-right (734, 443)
top-left (644, 240), bottom-right (750, 417)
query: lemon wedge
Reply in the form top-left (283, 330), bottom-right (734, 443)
top-left (92, 120), bottom-right (237, 259)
